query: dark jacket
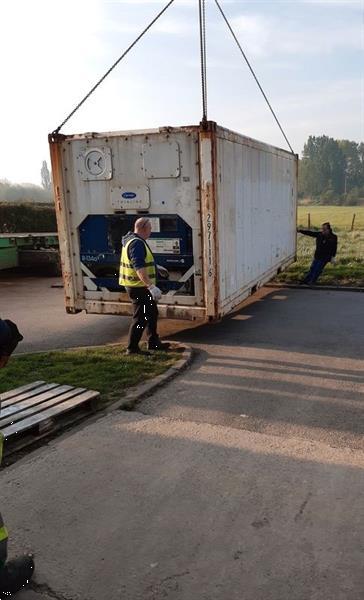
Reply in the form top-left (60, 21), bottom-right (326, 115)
top-left (122, 232), bottom-right (149, 271)
top-left (298, 229), bottom-right (337, 261)
top-left (0, 319), bottom-right (23, 356)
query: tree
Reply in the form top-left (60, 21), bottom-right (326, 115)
top-left (300, 135), bottom-right (346, 198)
top-left (41, 160), bottom-right (52, 191)
top-left (338, 140), bottom-right (362, 191)
top-left (357, 143), bottom-right (364, 185)
top-left (0, 179), bottom-right (52, 203)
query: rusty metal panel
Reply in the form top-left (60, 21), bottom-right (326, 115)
top-left (49, 135), bottom-right (80, 312)
top-left (84, 300), bottom-right (206, 321)
top-left (214, 125), bottom-right (297, 316)
top-left (199, 127), bottom-right (219, 320)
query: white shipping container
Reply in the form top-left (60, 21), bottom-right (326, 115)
top-left (49, 122), bottom-right (297, 322)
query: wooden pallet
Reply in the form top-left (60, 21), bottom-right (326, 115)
top-left (0, 381), bottom-right (100, 456)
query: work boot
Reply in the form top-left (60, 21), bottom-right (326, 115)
top-left (125, 348), bottom-right (151, 356)
top-left (147, 341), bottom-right (171, 351)
top-left (0, 555), bottom-right (34, 596)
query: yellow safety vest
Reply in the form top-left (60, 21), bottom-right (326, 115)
top-left (119, 237), bottom-right (156, 288)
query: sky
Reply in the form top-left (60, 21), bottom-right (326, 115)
top-left (1, 0), bottom-right (363, 185)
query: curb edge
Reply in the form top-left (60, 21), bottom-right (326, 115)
top-left (104, 343), bottom-right (194, 413)
top-left (266, 283), bottom-right (364, 292)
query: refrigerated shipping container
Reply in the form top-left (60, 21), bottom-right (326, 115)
top-left (49, 121), bottom-right (297, 322)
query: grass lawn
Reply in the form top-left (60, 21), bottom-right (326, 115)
top-left (297, 205), bottom-right (364, 230)
top-left (275, 206), bottom-right (364, 286)
top-left (0, 345), bottom-right (180, 404)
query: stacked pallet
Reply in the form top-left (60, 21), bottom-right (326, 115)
top-left (0, 381), bottom-right (99, 456)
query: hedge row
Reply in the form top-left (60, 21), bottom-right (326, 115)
top-left (0, 203), bottom-right (57, 233)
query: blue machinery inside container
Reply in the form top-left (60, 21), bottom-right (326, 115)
top-left (79, 214), bottom-right (194, 294)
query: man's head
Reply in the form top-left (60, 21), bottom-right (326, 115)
top-left (134, 217), bottom-right (152, 240)
top-left (321, 222), bottom-right (332, 236)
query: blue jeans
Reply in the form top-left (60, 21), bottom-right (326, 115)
top-left (303, 258), bottom-right (328, 284)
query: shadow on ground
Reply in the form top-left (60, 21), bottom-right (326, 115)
top-left (4, 411), bottom-right (364, 600)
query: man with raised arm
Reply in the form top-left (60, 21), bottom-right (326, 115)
top-left (297, 222), bottom-right (337, 285)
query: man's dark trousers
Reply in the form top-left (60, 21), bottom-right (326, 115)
top-left (126, 288), bottom-right (159, 351)
top-left (303, 258), bottom-right (329, 284)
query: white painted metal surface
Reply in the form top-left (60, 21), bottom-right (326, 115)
top-left (49, 122), bottom-right (297, 322)
top-left (214, 126), bottom-right (297, 316)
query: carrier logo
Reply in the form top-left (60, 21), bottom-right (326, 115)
top-left (122, 192), bottom-right (137, 199)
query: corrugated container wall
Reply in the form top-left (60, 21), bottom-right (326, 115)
top-left (49, 122), bottom-right (297, 322)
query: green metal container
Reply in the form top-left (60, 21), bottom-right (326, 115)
top-left (0, 237), bottom-right (18, 269)
top-left (0, 234), bottom-right (59, 271)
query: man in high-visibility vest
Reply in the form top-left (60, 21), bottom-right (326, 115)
top-left (119, 217), bottom-right (170, 355)
top-left (0, 319), bottom-right (34, 596)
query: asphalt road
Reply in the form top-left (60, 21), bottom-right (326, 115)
top-left (141, 287), bottom-right (364, 450)
top-left (0, 278), bottom-right (363, 599)
top-left (7, 410), bottom-right (364, 600)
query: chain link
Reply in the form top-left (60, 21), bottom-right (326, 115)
top-left (199, 0), bottom-right (208, 125)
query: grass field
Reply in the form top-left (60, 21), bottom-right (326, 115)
top-left (297, 206), bottom-right (364, 231)
top-left (0, 345), bottom-right (179, 405)
top-left (276, 206), bottom-right (364, 286)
